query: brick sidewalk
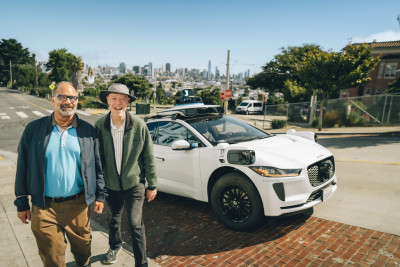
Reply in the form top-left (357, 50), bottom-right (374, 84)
top-left (91, 192), bottom-right (400, 267)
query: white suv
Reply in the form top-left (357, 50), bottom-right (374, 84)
top-left (145, 104), bottom-right (337, 231)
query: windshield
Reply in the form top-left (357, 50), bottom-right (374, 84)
top-left (187, 115), bottom-right (272, 146)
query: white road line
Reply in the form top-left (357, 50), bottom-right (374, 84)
top-left (47, 110), bottom-right (53, 113)
top-left (32, 111), bottom-right (46, 117)
top-left (16, 112), bottom-right (29, 118)
top-left (1, 115), bottom-right (10, 119)
top-left (75, 110), bottom-right (91, 116)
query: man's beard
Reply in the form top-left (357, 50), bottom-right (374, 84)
top-left (58, 104), bottom-right (77, 116)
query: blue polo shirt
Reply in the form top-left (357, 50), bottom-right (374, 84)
top-left (45, 120), bottom-right (83, 198)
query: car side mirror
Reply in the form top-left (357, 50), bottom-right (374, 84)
top-left (171, 140), bottom-right (191, 150)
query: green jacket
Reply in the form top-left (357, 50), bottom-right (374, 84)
top-left (94, 112), bottom-right (157, 191)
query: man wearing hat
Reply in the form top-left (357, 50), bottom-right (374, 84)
top-left (94, 83), bottom-right (157, 266)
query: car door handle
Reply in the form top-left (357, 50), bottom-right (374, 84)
top-left (156, 157), bottom-right (165, 161)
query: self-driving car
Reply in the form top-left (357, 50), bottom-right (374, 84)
top-left (145, 104), bottom-right (337, 231)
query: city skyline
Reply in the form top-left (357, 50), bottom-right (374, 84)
top-left (1, 0), bottom-right (400, 76)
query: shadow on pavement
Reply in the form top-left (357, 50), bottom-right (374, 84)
top-left (318, 135), bottom-right (400, 149)
top-left (91, 192), bottom-right (312, 259)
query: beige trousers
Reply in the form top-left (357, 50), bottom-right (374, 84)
top-left (31, 194), bottom-right (91, 267)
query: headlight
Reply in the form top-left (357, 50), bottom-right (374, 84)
top-left (249, 166), bottom-right (302, 177)
top-left (227, 150), bottom-right (255, 165)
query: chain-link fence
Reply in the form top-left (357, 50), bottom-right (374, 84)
top-left (263, 94), bottom-right (400, 127)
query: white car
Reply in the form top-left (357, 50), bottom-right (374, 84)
top-left (145, 104), bottom-right (337, 231)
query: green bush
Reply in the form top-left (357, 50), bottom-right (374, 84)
top-left (288, 112), bottom-right (305, 122)
top-left (323, 111), bottom-right (341, 128)
top-left (78, 96), bottom-right (107, 109)
top-left (311, 118), bottom-right (318, 128)
top-left (83, 87), bottom-right (100, 97)
top-left (29, 89), bottom-right (38, 96)
top-left (271, 119), bottom-right (287, 129)
top-left (37, 88), bottom-right (52, 98)
top-left (345, 111), bottom-right (366, 126)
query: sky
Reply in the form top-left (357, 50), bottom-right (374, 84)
top-left (1, 0), bottom-right (400, 76)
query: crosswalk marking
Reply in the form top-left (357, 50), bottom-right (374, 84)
top-left (0, 110), bottom-right (102, 119)
top-left (16, 112), bottom-right (28, 118)
top-left (32, 111), bottom-right (46, 117)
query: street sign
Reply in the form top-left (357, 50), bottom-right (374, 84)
top-left (224, 89), bottom-right (231, 99)
top-left (220, 92), bottom-right (225, 102)
top-left (49, 84), bottom-right (55, 90)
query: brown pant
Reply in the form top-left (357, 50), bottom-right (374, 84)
top-left (31, 194), bottom-right (91, 267)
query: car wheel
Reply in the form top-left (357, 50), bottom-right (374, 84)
top-left (211, 173), bottom-right (263, 231)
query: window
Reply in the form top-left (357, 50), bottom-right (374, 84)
top-left (254, 103), bottom-right (262, 107)
top-left (378, 63), bottom-right (384, 79)
top-left (364, 88), bottom-right (371, 96)
top-left (384, 63), bottom-right (398, 79)
top-left (148, 121), bottom-right (199, 147)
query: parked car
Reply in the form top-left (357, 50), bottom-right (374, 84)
top-left (145, 104), bottom-right (337, 231)
top-left (235, 100), bottom-right (263, 115)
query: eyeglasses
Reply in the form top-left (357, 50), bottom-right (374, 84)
top-left (54, 95), bottom-right (79, 103)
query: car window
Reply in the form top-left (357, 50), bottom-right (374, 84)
top-left (254, 103), bottom-right (262, 107)
top-left (149, 121), bottom-right (200, 147)
top-left (146, 122), bottom-right (158, 143)
top-left (188, 116), bottom-right (272, 145)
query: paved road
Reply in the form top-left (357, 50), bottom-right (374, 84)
top-left (1, 87), bottom-right (400, 266)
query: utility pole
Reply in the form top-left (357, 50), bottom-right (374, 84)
top-left (225, 50), bottom-right (230, 114)
top-left (35, 59), bottom-right (38, 89)
top-left (9, 60), bottom-right (12, 88)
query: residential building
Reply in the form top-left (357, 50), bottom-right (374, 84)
top-left (343, 40), bottom-right (400, 98)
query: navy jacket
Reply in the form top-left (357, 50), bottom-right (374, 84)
top-left (14, 113), bottom-right (107, 212)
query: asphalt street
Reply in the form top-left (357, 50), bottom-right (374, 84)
top-left (1, 87), bottom-right (400, 266)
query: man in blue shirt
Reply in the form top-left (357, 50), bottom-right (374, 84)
top-left (14, 82), bottom-right (107, 267)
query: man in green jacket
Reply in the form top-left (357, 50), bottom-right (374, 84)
top-left (94, 83), bottom-right (157, 266)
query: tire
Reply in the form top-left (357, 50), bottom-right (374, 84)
top-left (211, 173), bottom-right (264, 231)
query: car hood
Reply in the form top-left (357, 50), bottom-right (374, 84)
top-left (238, 134), bottom-right (332, 167)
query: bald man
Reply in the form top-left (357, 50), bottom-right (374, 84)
top-left (14, 81), bottom-right (107, 267)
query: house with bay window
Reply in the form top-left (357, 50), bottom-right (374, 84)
top-left (341, 40), bottom-right (400, 98)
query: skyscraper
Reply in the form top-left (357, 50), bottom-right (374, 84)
top-left (166, 63), bottom-right (171, 72)
top-left (119, 62), bottom-right (126, 74)
top-left (148, 62), bottom-right (153, 78)
top-left (132, 65), bottom-right (140, 75)
top-left (215, 66), bottom-right (220, 80)
top-left (207, 60), bottom-right (212, 80)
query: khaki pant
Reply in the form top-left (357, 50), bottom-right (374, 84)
top-left (31, 194), bottom-right (91, 267)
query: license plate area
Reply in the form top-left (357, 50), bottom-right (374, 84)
top-left (322, 185), bottom-right (333, 201)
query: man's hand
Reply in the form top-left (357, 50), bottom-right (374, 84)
top-left (146, 188), bottom-right (157, 202)
top-left (17, 210), bottom-right (31, 224)
top-left (94, 201), bottom-right (104, 214)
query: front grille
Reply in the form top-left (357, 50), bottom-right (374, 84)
top-left (305, 191), bottom-right (321, 204)
top-left (307, 156), bottom-right (335, 187)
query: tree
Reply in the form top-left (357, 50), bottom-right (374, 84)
top-left (111, 74), bottom-right (153, 100)
top-left (0, 39), bottom-right (34, 86)
top-left (246, 44), bottom-right (321, 102)
top-left (196, 88), bottom-right (220, 105)
top-left (295, 43), bottom-right (379, 130)
top-left (70, 56), bottom-right (84, 89)
top-left (45, 49), bottom-right (84, 85)
top-left (388, 77), bottom-right (400, 94)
